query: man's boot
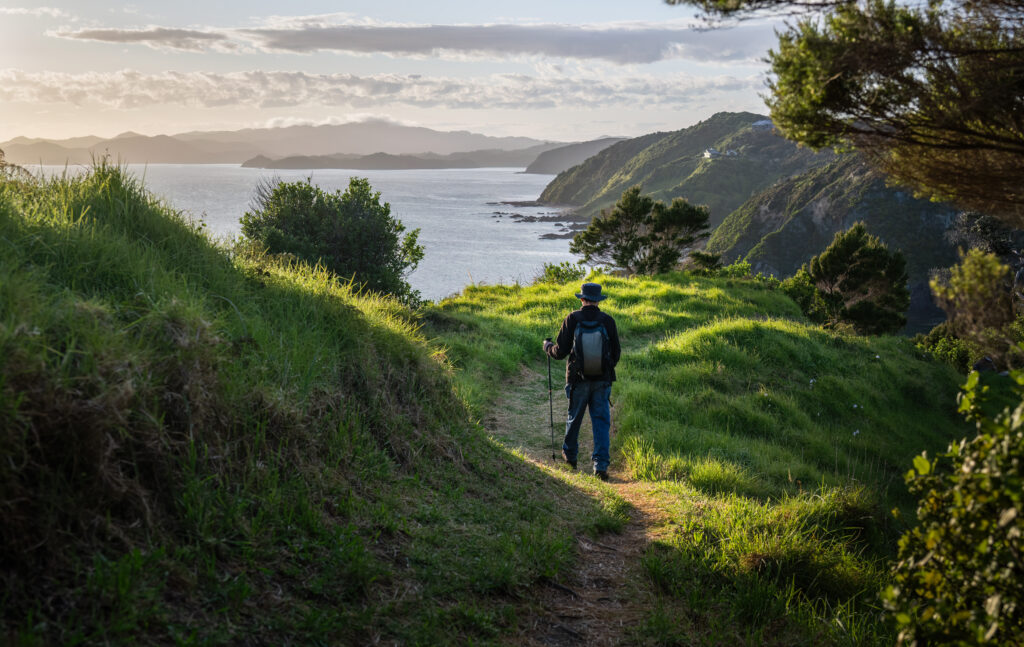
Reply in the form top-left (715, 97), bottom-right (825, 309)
top-left (561, 450), bottom-right (577, 470)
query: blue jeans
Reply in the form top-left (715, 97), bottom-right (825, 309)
top-left (563, 380), bottom-right (612, 472)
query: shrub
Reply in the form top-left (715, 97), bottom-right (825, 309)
top-left (240, 177), bottom-right (424, 304)
top-left (884, 369), bottom-right (1024, 645)
top-left (780, 267), bottom-right (828, 324)
top-left (534, 260), bottom-right (587, 285)
top-left (688, 250), bottom-right (722, 272)
top-left (913, 322), bottom-right (977, 374)
top-left (930, 248), bottom-right (1022, 369)
top-left (718, 259), bottom-right (752, 278)
top-left (570, 185), bottom-right (710, 275)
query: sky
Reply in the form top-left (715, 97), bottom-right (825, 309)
top-left (0, 1), bottom-right (779, 142)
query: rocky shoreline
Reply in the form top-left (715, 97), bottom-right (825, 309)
top-left (486, 201), bottom-right (588, 240)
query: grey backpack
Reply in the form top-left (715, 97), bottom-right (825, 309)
top-left (573, 319), bottom-right (610, 379)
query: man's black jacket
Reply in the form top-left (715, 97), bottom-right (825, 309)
top-left (545, 305), bottom-right (621, 384)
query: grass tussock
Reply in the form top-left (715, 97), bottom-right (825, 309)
top-left (426, 269), bottom-right (967, 646)
top-left (0, 163), bottom-right (611, 645)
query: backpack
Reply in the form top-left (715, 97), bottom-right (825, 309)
top-left (573, 318), bottom-right (611, 379)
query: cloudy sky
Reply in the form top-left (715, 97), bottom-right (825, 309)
top-left (0, 0), bottom-right (777, 142)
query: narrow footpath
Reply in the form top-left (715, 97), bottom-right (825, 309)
top-left (481, 365), bottom-right (675, 647)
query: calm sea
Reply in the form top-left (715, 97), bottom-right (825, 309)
top-left (30, 164), bottom-right (579, 301)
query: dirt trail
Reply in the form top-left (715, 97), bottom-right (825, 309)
top-left (483, 365), bottom-right (672, 646)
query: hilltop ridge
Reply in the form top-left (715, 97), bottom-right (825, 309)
top-left (539, 111), bottom-right (828, 226)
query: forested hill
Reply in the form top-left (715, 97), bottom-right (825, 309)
top-left (538, 111), bottom-right (829, 227)
top-left (708, 154), bottom-right (959, 281)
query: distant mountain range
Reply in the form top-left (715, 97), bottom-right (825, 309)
top-left (1, 122), bottom-right (627, 175)
top-left (0, 121), bottom-right (555, 166)
top-left (241, 144), bottom-right (563, 171)
top-left (239, 137), bottom-right (627, 173)
top-left (536, 111), bottom-right (960, 331)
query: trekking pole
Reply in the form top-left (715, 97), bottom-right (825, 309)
top-left (545, 338), bottom-right (556, 461)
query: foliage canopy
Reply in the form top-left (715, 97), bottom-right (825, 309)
top-left (240, 177), bottom-right (424, 303)
top-left (815, 222), bottom-right (913, 333)
top-left (667, 0), bottom-right (1024, 225)
top-left (569, 185), bottom-right (710, 275)
top-left (793, 222), bottom-right (910, 334)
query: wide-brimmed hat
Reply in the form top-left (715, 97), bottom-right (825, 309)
top-left (575, 282), bottom-right (607, 302)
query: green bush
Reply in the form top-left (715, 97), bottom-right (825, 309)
top-left (240, 177), bottom-right (424, 304)
top-left (688, 250), bottom-right (722, 272)
top-left (884, 369), bottom-right (1024, 645)
top-left (717, 259), bottom-right (752, 278)
top-left (780, 267), bottom-right (828, 324)
top-left (534, 260), bottom-right (587, 285)
top-left (931, 248), bottom-right (1022, 369)
top-left (913, 322), bottom-right (977, 374)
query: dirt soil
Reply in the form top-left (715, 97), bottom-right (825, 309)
top-left (483, 365), bottom-right (674, 646)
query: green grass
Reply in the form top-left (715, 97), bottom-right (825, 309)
top-left (425, 269), bottom-right (968, 646)
top-left (0, 163), bottom-right (615, 645)
top-left (1, 162), bottom-right (970, 645)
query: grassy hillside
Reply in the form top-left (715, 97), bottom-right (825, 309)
top-left (1, 163), bottom-right (971, 645)
top-left (0, 164), bottom-right (623, 645)
top-left (538, 112), bottom-right (828, 227)
top-left (426, 271), bottom-right (967, 645)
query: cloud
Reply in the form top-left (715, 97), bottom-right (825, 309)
top-left (51, 27), bottom-right (237, 52)
top-left (49, 18), bottom-right (774, 64)
top-left (0, 68), bottom-right (763, 111)
top-left (242, 21), bottom-right (774, 64)
top-left (0, 6), bottom-right (69, 18)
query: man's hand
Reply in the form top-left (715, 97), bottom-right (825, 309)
top-left (543, 338), bottom-right (554, 353)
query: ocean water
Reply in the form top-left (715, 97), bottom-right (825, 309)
top-left (30, 164), bottom-right (579, 301)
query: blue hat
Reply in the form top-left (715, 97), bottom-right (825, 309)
top-left (575, 282), bottom-right (607, 302)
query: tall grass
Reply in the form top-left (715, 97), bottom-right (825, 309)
top-left (426, 269), bottom-right (967, 645)
top-left (0, 163), bottom-right (612, 645)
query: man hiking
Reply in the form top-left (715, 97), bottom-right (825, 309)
top-left (543, 282), bottom-right (621, 480)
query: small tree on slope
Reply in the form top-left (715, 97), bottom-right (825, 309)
top-left (240, 177), bottom-right (424, 304)
top-left (570, 185), bottom-right (710, 275)
top-left (791, 222), bottom-right (909, 334)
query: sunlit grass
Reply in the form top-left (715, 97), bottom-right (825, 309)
top-left (2, 161), bottom-right (971, 645)
top-left (0, 163), bottom-right (616, 645)
top-left (425, 266), bottom-right (967, 646)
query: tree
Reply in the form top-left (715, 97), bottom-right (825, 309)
top-left (666, 0), bottom-right (1024, 226)
top-left (240, 177), bottom-right (424, 304)
top-left (569, 185), bottom-right (710, 275)
top-left (802, 222), bottom-right (909, 334)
